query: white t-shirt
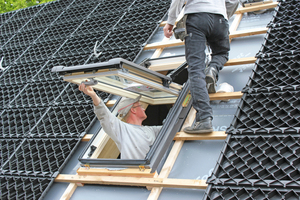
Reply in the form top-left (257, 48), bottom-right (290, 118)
top-left (94, 100), bottom-right (162, 159)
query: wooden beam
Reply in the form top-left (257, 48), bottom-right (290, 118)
top-left (106, 100), bottom-right (116, 107)
top-left (144, 27), bottom-right (267, 50)
top-left (224, 57), bottom-right (256, 66)
top-left (174, 131), bottom-right (227, 141)
top-left (77, 168), bottom-right (155, 178)
top-left (209, 91), bottom-right (242, 100)
top-left (144, 40), bottom-right (184, 50)
top-left (159, 1), bottom-right (277, 27)
top-left (60, 183), bottom-right (77, 200)
top-left (55, 175), bottom-right (208, 189)
top-left (81, 134), bottom-right (92, 142)
top-left (149, 56), bottom-right (256, 72)
top-left (229, 13), bottom-right (243, 34)
top-left (230, 27), bottom-right (268, 39)
top-left (235, 2), bottom-right (278, 14)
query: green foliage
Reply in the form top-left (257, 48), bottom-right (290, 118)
top-left (0, 0), bottom-right (56, 14)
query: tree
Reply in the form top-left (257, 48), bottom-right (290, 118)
top-left (0, 0), bottom-right (55, 14)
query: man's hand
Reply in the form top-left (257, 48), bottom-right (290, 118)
top-left (163, 23), bottom-right (174, 38)
top-left (79, 83), bottom-right (100, 106)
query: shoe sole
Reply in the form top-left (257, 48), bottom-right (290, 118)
top-left (205, 75), bottom-right (216, 93)
top-left (184, 128), bottom-right (213, 134)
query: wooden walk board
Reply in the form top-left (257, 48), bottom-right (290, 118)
top-left (174, 131), bottom-right (227, 140)
top-left (235, 1), bottom-right (278, 14)
top-left (149, 56), bottom-right (256, 72)
top-left (55, 174), bottom-right (208, 189)
top-left (224, 57), bottom-right (256, 66)
top-left (144, 28), bottom-right (267, 50)
top-left (230, 27), bottom-right (268, 39)
top-left (209, 91), bottom-right (243, 100)
top-left (77, 168), bottom-right (155, 178)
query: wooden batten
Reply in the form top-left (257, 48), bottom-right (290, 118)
top-left (77, 167), bottom-right (156, 178)
top-left (55, 174), bottom-right (208, 189)
top-left (174, 131), bottom-right (227, 141)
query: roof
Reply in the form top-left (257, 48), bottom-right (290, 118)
top-left (1, 0), bottom-right (300, 199)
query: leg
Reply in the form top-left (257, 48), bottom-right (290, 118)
top-left (183, 13), bottom-right (213, 133)
top-left (205, 14), bottom-right (230, 93)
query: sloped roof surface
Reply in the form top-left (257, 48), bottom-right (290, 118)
top-left (1, 0), bottom-right (300, 199)
top-left (0, 0), bottom-right (170, 199)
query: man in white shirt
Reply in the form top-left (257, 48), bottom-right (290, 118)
top-left (163, 0), bottom-right (230, 134)
top-left (79, 83), bottom-right (161, 159)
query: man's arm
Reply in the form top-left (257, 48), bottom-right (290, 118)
top-left (79, 83), bottom-right (101, 106)
top-left (163, 0), bottom-right (185, 38)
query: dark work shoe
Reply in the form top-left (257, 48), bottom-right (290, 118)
top-left (183, 117), bottom-right (213, 134)
top-left (205, 67), bottom-right (218, 93)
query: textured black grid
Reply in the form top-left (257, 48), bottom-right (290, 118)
top-left (54, 3), bottom-right (98, 24)
top-left (258, 24), bottom-right (300, 56)
top-left (87, 46), bottom-right (143, 63)
top-left (33, 54), bottom-right (91, 82)
top-left (0, 139), bottom-right (23, 170)
top-left (0, 0), bottom-right (170, 199)
top-left (0, 84), bottom-right (26, 108)
top-left (204, 185), bottom-right (300, 200)
top-left (72, 12), bottom-right (123, 36)
top-left (89, 0), bottom-right (133, 15)
top-left (270, 0), bottom-right (300, 26)
top-left (115, 3), bottom-right (169, 28)
top-left (16, 39), bottom-right (65, 64)
top-left (35, 20), bottom-right (81, 44)
top-left (0, 176), bottom-right (53, 200)
top-left (7, 4), bottom-right (44, 22)
top-left (0, 107), bottom-right (47, 138)
top-left (207, 135), bottom-right (300, 188)
top-left (29, 104), bottom-right (95, 138)
top-left (0, 61), bottom-right (47, 85)
top-left (0, 17), bottom-right (31, 35)
top-left (0, 34), bottom-right (15, 48)
top-left (3, 27), bottom-right (45, 49)
top-left (0, 10), bottom-right (16, 25)
top-left (54, 83), bottom-right (110, 105)
top-left (243, 54), bottom-right (300, 93)
top-left (55, 33), bottom-right (107, 57)
top-left (22, 11), bottom-right (62, 32)
top-left (1, 138), bottom-right (80, 177)
top-left (99, 23), bottom-right (158, 50)
top-left (0, 45), bottom-right (29, 66)
top-left (226, 91), bottom-right (300, 135)
top-left (9, 81), bottom-right (68, 108)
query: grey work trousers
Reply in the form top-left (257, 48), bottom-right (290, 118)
top-left (185, 13), bottom-right (230, 121)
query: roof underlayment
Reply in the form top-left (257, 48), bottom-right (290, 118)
top-left (1, 0), bottom-right (300, 199)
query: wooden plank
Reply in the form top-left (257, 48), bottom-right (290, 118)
top-left (149, 56), bottom-right (256, 72)
top-left (235, 2), bottom-right (278, 14)
top-left (106, 100), bottom-right (116, 107)
top-left (209, 91), bottom-right (242, 100)
top-left (55, 174), bottom-right (208, 189)
top-left (145, 27), bottom-right (267, 50)
top-left (81, 134), bottom-right (92, 142)
top-left (144, 40), bottom-right (184, 50)
top-left (77, 168), bottom-right (155, 178)
top-left (174, 131), bottom-right (227, 141)
top-left (224, 57), bottom-right (256, 66)
top-left (60, 183), bottom-right (77, 200)
top-left (229, 13), bottom-right (243, 34)
top-left (230, 27), bottom-right (268, 39)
